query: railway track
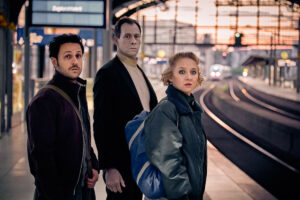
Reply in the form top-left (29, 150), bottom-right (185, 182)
top-left (194, 82), bottom-right (300, 199)
top-left (229, 78), bottom-right (300, 121)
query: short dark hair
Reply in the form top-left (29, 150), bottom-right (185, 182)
top-left (49, 34), bottom-right (84, 59)
top-left (113, 17), bottom-right (141, 38)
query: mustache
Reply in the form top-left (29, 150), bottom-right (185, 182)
top-left (68, 65), bottom-right (80, 70)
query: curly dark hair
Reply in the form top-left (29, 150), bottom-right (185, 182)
top-left (49, 34), bottom-right (84, 59)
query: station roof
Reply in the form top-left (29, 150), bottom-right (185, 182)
top-left (10, 0), bottom-right (168, 25)
top-left (8, 0), bottom-right (300, 27)
top-left (111, 0), bottom-right (168, 24)
top-left (286, 0), bottom-right (300, 5)
top-left (241, 55), bottom-right (269, 66)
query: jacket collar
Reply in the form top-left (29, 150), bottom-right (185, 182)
top-left (166, 85), bottom-right (202, 115)
top-left (49, 71), bottom-right (86, 101)
top-left (112, 56), bottom-right (158, 110)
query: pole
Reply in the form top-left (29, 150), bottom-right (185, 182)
top-left (0, 0), bottom-right (5, 134)
top-left (141, 16), bottom-right (145, 70)
top-left (154, 8), bottom-right (157, 44)
top-left (215, 0), bottom-right (218, 44)
top-left (172, 0), bottom-right (178, 55)
top-left (93, 29), bottom-right (97, 77)
top-left (6, 30), bottom-right (13, 130)
top-left (0, 29), bottom-right (6, 133)
top-left (37, 46), bottom-right (45, 78)
top-left (297, 17), bottom-right (300, 93)
top-left (102, 0), bottom-right (112, 65)
top-left (24, 0), bottom-right (30, 118)
top-left (256, 0), bottom-right (260, 45)
top-left (269, 35), bottom-right (273, 86)
top-left (194, 0), bottom-right (198, 44)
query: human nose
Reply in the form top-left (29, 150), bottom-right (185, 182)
top-left (130, 37), bottom-right (137, 44)
top-left (185, 72), bottom-right (192, 80)
top-left (72, 56), bottom-right (79, 65)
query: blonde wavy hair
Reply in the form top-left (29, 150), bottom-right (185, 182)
top-left (161, 52), bottom-right (204, 86)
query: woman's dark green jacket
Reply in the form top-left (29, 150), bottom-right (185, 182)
top-left (145, 85), bottom-right (207, 200)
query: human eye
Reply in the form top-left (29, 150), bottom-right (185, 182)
top-left (76, 54), bottom-right (82, 59)
top-left (124, 34), bottom-right (131, 39)
top-left (191, 70), bottom-right (197, 75)
top-left (135, 34), bottom-right (141, 39)
top-left (179, 70), bottom-right (185, 74)
top-left (65, 54), bottom-right (72, 59)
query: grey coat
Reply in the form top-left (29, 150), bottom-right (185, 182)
top-left (145, 85), bottom-right (207, 200)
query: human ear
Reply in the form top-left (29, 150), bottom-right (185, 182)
top-left (113, 37), bottom-right (119, 46)
top-left (50, 57), bottom-right (58, 69)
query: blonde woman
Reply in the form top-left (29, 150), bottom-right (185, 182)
top-left (144, 52), bottom-right (207, 200)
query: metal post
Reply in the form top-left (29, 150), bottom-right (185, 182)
top-left (172, 0), bottom-right (178, 55)
top-left (269, 35), bottom-right (273, 86)
top-left (6, 30), bottom-right (13, 130)
top-left (0, 101), bottom-right (1, 137)
top-left (92, 29), bottom-right (97, 77)
top-left (194, 0), bottom-right (198, 44)
top-left (88, 47), bottom-right (92, 77)
top-left (0, 0), bottom-right (5, 134)
top-left (154, 8), bottom-right (157, 44)
top-left (297, 17), bottom-right (300, 93)
top-left (235, 0), bottom-right (239, 34)
top-left (0, 29), bottom-right (6, 133)
top-left (24, 1), bottom-right (31, 118)
top-left (277, 1), bottom-right (281, 45)
top-left (273, 35), bottom-right (277, 86)
top-left (256, 0), bottom-right (260, 45)
top-left (37, 46), bottom-right (45, 78)
top-left (215, 0), bottom-right (218, 44)
top-left (102, 0), bottom-right (112, 65)
top-left (141, 15), bottom-right (145, 70)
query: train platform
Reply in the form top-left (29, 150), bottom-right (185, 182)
top-left (0, 77), bottom-right (276, 200)
top-left (238, 76), bottom-right (300, 102)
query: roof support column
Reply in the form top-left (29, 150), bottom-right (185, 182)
top-left (297, 16), bottom-right (300, 93)
top-left (102, 0), bottom-right (112, 65)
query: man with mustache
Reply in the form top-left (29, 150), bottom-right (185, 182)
top-left (26, 34), bottom-right (99, 200)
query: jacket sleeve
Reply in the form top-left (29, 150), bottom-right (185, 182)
top-left (144, 102), bottom-right (192, 200)
top-left (26, 94), bottom-right (63, 200)
top-left (93, 69), bottom-right (120, 170)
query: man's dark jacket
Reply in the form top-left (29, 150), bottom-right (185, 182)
top-left (93, 56), bottom-right (158, 191)
top-left (26, 72), bottom-right (99, 200)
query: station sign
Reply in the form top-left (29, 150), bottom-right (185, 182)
top-left (17, 27), bottom-right (103, 46)
top-left (29, 0), bottom-right (106, 28)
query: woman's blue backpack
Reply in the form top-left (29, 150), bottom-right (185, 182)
top-left (125, 110), bottom-right (165, 199)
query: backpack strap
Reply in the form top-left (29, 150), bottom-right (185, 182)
top-left (128, 120), bottom-right (145, 150)
top-left (43, 85), bottom-right (82, 123)
top-left (43, 84), bottom-right (93, 175)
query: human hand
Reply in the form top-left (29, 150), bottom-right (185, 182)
top-left (105, 168), bottom-right (126, 193)
top-left (86, 169), bottom-right (99, 188)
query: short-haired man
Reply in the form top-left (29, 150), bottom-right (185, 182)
top-left (27, 34), bottom-right (99, 200)
top-left (93, 17), bottom-right (158, 200)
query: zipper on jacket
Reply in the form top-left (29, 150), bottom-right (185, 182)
top-left (73, 86), bottom-right (85, 195)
